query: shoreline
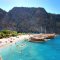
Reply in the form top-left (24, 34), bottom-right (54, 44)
top-left (0, 33), bottom-right (56, 48)
top-left (0, 34), bottom-right (31, 48)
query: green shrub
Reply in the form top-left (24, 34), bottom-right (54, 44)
top-left (11, 31), bottom-right (18, 36)
top-left (0, 30), bottom-right (18, 38)
top-left (1, 30), bottom-right (12, 34)
top-left (0, 32), bottom-right (4, 38)
top-left (21, 33), bottom-right (26, 35)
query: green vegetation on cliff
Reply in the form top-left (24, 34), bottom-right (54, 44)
top-left (0, 30), bottom-right (18, 39)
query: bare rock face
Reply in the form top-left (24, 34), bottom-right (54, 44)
top-left (0, 7), bottom-right (60, 34)
top-left (0, 8), bottom-right (7, 30)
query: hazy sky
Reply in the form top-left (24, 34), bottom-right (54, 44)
top-left (0, 0), bottom-right (60, 14)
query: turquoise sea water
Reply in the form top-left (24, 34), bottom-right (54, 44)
top-left (0, 36), bottom-right (60, 60)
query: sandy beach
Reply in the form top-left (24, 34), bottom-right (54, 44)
top-left (0, 33), bottom-right (55, 48)
top-left (0, 34), bottom-right (32, 48)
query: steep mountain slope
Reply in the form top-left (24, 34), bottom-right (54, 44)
top-left (0, 7), bottom-right (60, 33)
top-left (0, 8), bottom-right (7, 30)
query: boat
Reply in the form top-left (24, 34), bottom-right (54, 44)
top-left (29, 36), bottom-right (45, 42)
top-left (44, 34), bottom-right (55, 39)
top-left (29, 33), bottom-right (55, 42)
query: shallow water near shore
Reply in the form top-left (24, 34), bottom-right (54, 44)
top-left (0, 36), bottom-right (60, 60)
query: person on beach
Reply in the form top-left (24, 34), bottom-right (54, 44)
top-left (0, 56), bottom-right (2, 60)
top-left (10, 41), bottom-right (13, 43)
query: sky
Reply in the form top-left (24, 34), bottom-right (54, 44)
top-left (0, 0), bottom-right (60, 14)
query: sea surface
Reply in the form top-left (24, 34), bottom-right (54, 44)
top-left (0, 35), bottom-right (60, 60)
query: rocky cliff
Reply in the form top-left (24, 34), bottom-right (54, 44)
top-left (0, 7), bottom-right (60, 34)
top-left (0, 8), bottom-right (7, 30)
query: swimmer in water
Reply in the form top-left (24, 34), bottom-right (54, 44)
top-left (16, 44), bottom-right (26, 48)
top-left (0, 56), bottom-right (2, 60)
top-left (20, 44), bottom-right (26, 47)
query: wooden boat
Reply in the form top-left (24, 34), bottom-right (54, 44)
top-left (29, 36), bottom-right (45, 42)
top-left (44, 34), bottom-right (55, 39)
top-left (29, 33), bottom-right (55, 42)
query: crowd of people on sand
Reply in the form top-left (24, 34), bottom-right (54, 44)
top-left (0, 34), bottom-right (32, 60)
top-left (0, 34), bottom-right (31, 48)
top-left (0, 33), bottom-right (55, 47)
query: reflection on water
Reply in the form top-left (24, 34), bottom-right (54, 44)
top-left (0, 36), bottom-right (60, 60)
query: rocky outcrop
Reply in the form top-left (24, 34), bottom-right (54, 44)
top-left (0, 7), bottom-right (60, 34)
